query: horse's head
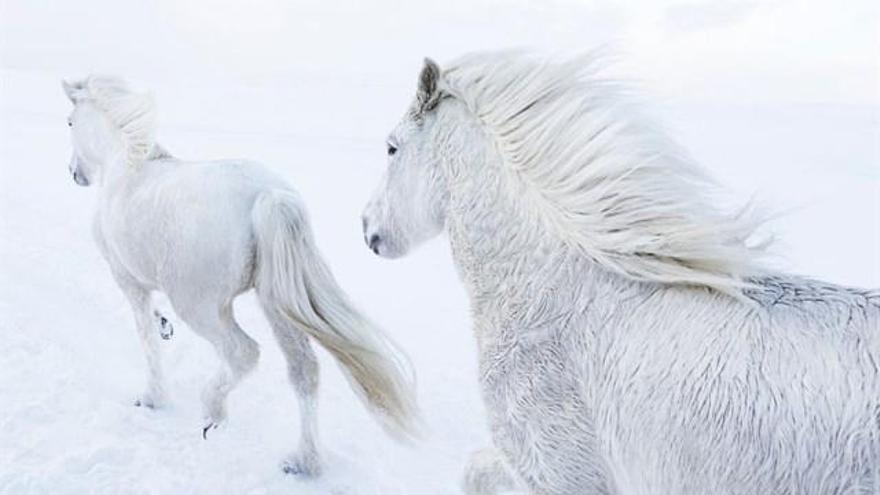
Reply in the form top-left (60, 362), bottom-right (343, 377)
top-left (362, 59), bottom-right (451, 258)
top-left (62, 79), bottom-right (119, 187)
top-left (62, 76), bottom-right (156, 187)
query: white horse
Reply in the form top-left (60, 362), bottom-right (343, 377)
top-left (62, 75), bottom-right (418, 476)
top-left (362, 52), bottom-right (880, 494)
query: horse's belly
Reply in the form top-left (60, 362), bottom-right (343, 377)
top-left (97, 204), bottom-right (253, 295)
top-left (95, 220), bottom-right (161, 287)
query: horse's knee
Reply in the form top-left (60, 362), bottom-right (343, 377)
top-left (463, 448), bottom-right (515, 495)
top-left (463, 466), bottom-right (498, 495)
top-left (200, 335), bottom-right (256, 420)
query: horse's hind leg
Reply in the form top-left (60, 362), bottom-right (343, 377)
top-left (174, 298), bottom-right (260, 436)
top-left (261, 305), bottom-right (321, 477)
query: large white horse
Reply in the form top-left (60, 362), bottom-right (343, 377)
top-left (62, 75), bottom-right (417, 476)
top-left (362, 52), bottom-right (880, 494)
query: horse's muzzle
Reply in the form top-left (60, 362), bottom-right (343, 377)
top-left (69, 154), bottom-right (90, 186)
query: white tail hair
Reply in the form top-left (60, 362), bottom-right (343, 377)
top-left (251, 189), bottom-right (419, 440)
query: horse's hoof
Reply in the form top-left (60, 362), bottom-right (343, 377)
top-left (154, 311), bottom-right (174, 340)
top-left (159, 318), bottom-right (173, 340)
top-left (202, 421), bottom-right (219, 440)
top-left (281, 454), bottom-right (322, 478)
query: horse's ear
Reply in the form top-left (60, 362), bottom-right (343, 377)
top-left (416, 58), bottom-right (442, 114)
top-left (62, 79), bottom-right (86, 103)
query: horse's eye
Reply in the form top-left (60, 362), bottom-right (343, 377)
top-left (67, 120), bottom-right (72, 127)
top-left (387, 144), bottom-right (398, 156)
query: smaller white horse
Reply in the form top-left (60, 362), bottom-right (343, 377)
top-left (63, 75), bottom-right (417, 476)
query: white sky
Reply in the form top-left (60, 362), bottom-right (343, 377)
top-left (1, 0), bottom-right (878, 104)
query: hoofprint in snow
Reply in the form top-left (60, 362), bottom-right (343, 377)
top-left (60, 75), bottom-right (418, 477)
top-left (362, 53), bottom-right (880, 494)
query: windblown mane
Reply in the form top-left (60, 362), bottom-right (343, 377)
top-left (439, 51), bottom-right (768, 295)
top-left (70, 75), bottom-right (161, 166)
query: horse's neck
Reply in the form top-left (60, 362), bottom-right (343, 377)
top-left (446, 167), bottom-right (544, 295)
top-left (98, 143), bottom-right (171, 198)
top-left (98, 163), bottom-right (135, 198)
top-left (441, 113), bottom-right (628, 344)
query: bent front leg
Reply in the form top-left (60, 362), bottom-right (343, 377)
top-left (463, 447), bottom-right (519, 495)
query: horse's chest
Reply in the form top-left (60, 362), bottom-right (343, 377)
top-left (478, 323), bottom-right (609, 492)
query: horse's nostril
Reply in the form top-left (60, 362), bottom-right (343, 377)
top-left (368, 234), bottom-right (381, 254)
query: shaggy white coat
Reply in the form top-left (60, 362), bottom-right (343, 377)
top-left (362, 52), bottom-right (880, 494)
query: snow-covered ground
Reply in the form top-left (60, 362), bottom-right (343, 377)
top-left (1, 1), bottom-right (877, 493)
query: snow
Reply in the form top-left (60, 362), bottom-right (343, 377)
top-left (1, 1), bottom-right (877, 493)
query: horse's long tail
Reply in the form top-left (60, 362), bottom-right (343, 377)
top-left (251, 189), bottom-right (419, 441)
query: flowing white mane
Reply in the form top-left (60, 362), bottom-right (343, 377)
top-left (440, 51), bottom-right (769, 294)
top-left (68, 75), bottom-right (160, 166)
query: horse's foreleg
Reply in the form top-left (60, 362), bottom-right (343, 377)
top-left (463, 447), bottom-right (519, 495)
top-left (117, 281), bottom-right (166, 409)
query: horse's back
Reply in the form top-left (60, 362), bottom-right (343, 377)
top-left (749, 274), bottom-right (879, 317)
top-left (603, 275), bottom-right (880, 494)
top-left (117, 158), bottom-right (300, 300)
top-left (736, 276), bottom-right (880, 493)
